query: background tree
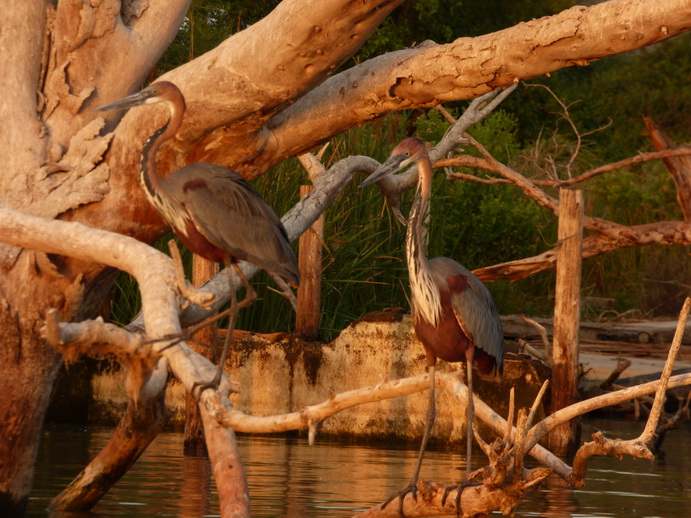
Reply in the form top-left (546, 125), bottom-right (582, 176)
top-left (1, 0), bottom-right (690, 516)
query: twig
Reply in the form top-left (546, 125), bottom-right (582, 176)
top-left (640, 297), bottom-right (690, 443)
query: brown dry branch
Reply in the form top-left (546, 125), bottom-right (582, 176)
top-left (432, 120), bottom-right (691, 283)
top-left (645, 117), bottom-right (691, 221)
top-left (519, 316), bottom-right (552, 364)
top-left (529, 299), bottom-right (690, 487)
top-left (442, 147), bottom-right (691, 189)
top-left (598, 357), bottom-right (632, 391)
top-left (357, 470), bottom-right (551, 518)
top-left (452, 136), bottom-right (691, 281)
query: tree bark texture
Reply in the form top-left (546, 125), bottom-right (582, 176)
top-left (296, 185), bottom-right (324, 340)
top-left (548, 188), bottom-right (584, 456)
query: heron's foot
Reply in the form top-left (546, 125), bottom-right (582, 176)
top-left (381, 484), bottom-right (418, 518)
top-left (441, 481), bottom-right (473, 517)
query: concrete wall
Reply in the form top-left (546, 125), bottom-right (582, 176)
top-left (90, 312), bottom-right (549, 446)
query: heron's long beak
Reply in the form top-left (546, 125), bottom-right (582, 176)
top-left (359, 154), bottom-right (407, 188)
top-left (94, 89), bottom-right (154, 112)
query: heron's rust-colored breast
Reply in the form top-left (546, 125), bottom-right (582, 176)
top-left (414, 273), bottom-right (498, 375)
top-left (414, 284), bottom-right (472, 365)
top-left (177, 218), bottom-right (228, 264)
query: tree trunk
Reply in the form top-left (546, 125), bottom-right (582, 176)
top-left (0, 257), bottom-right (74, 515)
top-left (548, 188), bottom-right (584, 456)
top-left (296, 185), bottom-right (324, 340)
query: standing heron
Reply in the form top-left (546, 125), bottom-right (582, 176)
top-left (360, 137), bottom-right (503, 514)
top-left (96, 81), bottom-right (299, 392)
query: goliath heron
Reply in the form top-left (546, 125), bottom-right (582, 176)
top-left (360, 137), bottom-right (503, 514)
top-left (96, 81), bottom-right (299, 391)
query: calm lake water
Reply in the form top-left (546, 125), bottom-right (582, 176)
top-left (28, 417), bottom-right (690, 517)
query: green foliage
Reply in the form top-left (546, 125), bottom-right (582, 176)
top-left (505, 34), bottom-right (691, 162)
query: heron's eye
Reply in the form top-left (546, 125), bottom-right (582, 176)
top-left (404, 151), bottom-right (411, 157)
top-left (152, 89), bottom-right (160, 95)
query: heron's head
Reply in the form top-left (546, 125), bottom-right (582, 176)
top-left (95, 81), bottom-right (184, 113)
top-left (359, 137), bottom-right (427, 187)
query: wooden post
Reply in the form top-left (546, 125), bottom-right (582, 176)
top-left (296, 185), bottom-right (324, 340)
top-left (548, 188), bottom-right (584, 456)
top-left (183, 255), bottom-right (219, 453)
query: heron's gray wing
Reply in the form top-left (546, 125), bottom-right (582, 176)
top-left (172, 164), bottom-right (299, 284)
top-left (431, 257), bottom-right (503, 368)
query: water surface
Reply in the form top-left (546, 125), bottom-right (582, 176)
top-left (28, 418), bottom-right (691, 517)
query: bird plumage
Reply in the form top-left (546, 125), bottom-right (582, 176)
top-left (161, 163), bottom-right (299, 285)
top-left (360, 137), bottom-right (504, 511)
top-left (96, 81), bottom-right (299, 391)
top-left (421, 257), bottom-right (503, 375)
top-left (96, 81), bottom-right (299, 286)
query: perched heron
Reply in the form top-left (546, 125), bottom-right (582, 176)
top-left (96, 81), bottom-right (299, 392)
top-left (360, 137), bottom-right (503, 514)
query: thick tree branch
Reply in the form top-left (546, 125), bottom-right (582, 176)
top-left (474, 220), bottom-right (691, 282)
top-left (263, 0), bottom-right (691, 172)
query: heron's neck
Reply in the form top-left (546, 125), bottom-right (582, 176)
top-left (139, 103), bottom-right (183, 206)
top-left (406, 157), bottom-right (441, 326)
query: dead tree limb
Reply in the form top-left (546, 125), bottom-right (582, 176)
top-left (645, 117), bottom-right (691, 221)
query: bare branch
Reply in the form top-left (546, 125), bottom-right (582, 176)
top-left (557, 147), bottom-right (691, 187)
top-left (640, 297), bottom-right (690, 442)
top-left (525, 372), bottom-right (691, 459)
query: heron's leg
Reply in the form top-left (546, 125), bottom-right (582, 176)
top-left (232, 263), bottom-right (257, 309)
top-left (464, 348), bottom-right (475, 481)
top-left (411, 363), bottom-right (436, 486)
top-left (441, 351), bottom-right (476, 517)
top-left (381, 364), bottom-right (436, 517)
top-left (447, 349), bottom-right (475, 516)
top-left (208, 266), bottom-right (241, 388)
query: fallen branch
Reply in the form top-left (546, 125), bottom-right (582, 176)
top-left (358, 379), bottom-right (552, 518)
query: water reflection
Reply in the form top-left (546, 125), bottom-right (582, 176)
top-left (28, 418), bottom-right (690, 517)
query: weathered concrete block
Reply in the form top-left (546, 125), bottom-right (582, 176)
top-left (91, 312), bottom-right (549, 446)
